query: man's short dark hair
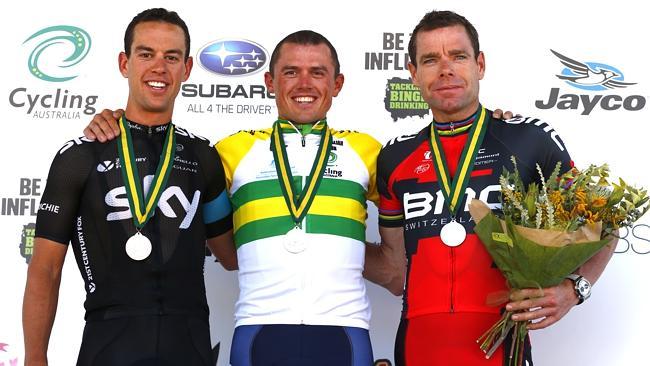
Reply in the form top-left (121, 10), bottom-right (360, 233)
top-left (269, 30), bottom-right (340, 77)
top-left (408, 10), bottom-right (480, 68)
top-left (124, 8), bottom-right (191, 61)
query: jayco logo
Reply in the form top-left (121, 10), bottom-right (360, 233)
top-left (535, 50), bottom-right (645, 115)
top-left (23, 25), bottom-right (91, 82)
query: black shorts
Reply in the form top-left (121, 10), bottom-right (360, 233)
top-left (76, 314), bottom-right (213, 366)
top-left (230, 324), bottom-right (373, 366)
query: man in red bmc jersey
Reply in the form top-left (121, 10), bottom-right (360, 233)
top-left (364, 10), bottom-right (617, 366)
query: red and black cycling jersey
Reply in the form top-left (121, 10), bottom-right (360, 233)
top-left (35, 120), bottom-right (233, 320)
top-left (377, 111), bottom-right (573, 319)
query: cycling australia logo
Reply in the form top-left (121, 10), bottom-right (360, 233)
top-left (183, 38), bottom-right (275, 116)
top-left (535, 49), bottom-right (645, 115)
top-left (9, 25), bottom-right (99, 119)
top-left (24, 25), bottom-right (91, 82)
top-left (198, 39), bottom-right (267, 77)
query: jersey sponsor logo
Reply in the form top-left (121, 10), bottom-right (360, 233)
top-left (503, 116), bottom-right (567, 152)
top-left (76, 216), bottom-right (96, 293)
top-left (175, 126), bottom-right (209, 142)
top-left (414, 163), bottom-right (430, 174)
top-left (475, 147), bottom-right (500, 166)
top-left (57, 136), bottom-right (94, 155)
top-left (535, 50), bottom-right (645, 115)
top-left (96, 160), bottom-right (115, 172)
top-left (105, 175), bottom-right (200, 229)
top-left (403, 185), bottom-right (501, 220)
top-left (197, 39), bottom-right (268, 77)
top-left (385, 133), bottom-right (417, 147)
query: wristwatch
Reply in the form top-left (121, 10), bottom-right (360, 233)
top-left (566, 274), bottom-right (591, 305)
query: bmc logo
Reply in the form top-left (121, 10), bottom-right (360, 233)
top-left (404, 185), bottom-right (501, 220)
top-left (105, 175), bottom-right (200, 229)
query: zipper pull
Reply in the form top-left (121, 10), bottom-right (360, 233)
top-left (301, 135), bottom-right (306, 147)
top-left (450, 122), bottom-right (455, 132)
top-left (148, 126), bottom-right (153, 136)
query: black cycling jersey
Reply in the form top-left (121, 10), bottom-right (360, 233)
top-left (35, 120), bottom-right (233, 319)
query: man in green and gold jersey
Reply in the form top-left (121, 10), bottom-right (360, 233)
top-left (84, 30), bottom-right (379, 366)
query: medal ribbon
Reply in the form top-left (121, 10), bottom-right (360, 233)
top-left (428, 106), bottom-right (488, 216)
top-left (271, 119), bottom-right (332, 226)
top-left (117, 116), bottom-right (176, 228)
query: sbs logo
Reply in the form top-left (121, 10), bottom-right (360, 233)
top-left (198, 39), bottom-right (268, 77)
top-left (23, 25), bottom-right (91, 82)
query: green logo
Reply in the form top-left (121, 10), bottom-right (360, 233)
top-left (328, 151), bottom-right (338, 165)
top-left (19, 222), bottom-right (36, 264)
top-left (24, 25), bottom-right (91, 82)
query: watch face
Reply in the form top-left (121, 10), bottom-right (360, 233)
top-left (577, 278), bottom-right (591, 297)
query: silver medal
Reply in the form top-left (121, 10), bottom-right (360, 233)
top-left (283, 227), bottom-right (306, 254)
top-left (440, 220), bottom-right (466, 247)
top-left (125, 232), bottom-right (152, 260)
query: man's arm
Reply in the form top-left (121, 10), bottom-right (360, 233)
top-left (23, 238), bottom-right (68, 366)
top-left (207, 229), bottom-right (238, 271)
top-left (364, 225), bottom-right (406, 296)
top-left (83, 109), bottom-right (124, 142)
top-left (506, 234), bottom-right (618, 330)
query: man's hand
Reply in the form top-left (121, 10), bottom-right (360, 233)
top-left (83, 109), bottom-right (124, 142)
top-left (506, 279), bottom-right (578, 330)
top-left (492, 109), bottom-right (519, 120)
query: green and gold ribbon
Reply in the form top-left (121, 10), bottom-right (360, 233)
top-left (117, 116), bottom-right (176, 228)
top-left (270, 119), bottom-right (332, 226)
top-left (428, 105), bottom-right (488, 216)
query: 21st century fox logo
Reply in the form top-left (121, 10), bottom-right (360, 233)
top-left (535, 50), bottom-right (646, 115)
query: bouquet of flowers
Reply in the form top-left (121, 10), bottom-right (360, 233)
top-left (468, 157), bottom-right (649, 366)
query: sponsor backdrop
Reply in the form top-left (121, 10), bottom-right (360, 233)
top-left (1, 0), bottom-right (648, 365)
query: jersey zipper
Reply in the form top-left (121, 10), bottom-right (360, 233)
top-left (450, 247), bottom-right (455, 313)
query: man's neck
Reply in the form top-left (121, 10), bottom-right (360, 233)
top-left (124, 107), bottom-right (172, 126)
top-left (430, 102), bottom-right (479, 123)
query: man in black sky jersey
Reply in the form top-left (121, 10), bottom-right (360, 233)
top-left (364, 10), bottom-right (618, 366)
top-left (22, 8), bottom-right (236, 366)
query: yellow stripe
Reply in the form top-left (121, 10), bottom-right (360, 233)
top-left (450, 108), bottom-right (486, 207)
top-left (341, 130), bottom-right (382, 206)
top-left (144, 125), bottom-right (174, 216)
top-left (308, 195), bottom-right (366, 224)
top-left (274, 125), bottom-right (298, 213)
top-left (296, 128), bottom-right (330, 215)
top-left (233, 196), bottom-right (288, 228)
top-left (233, 195), bottom-right (366, 228)
top-left (119, 120), bottom-right (145, 223)
top-left (430, 129), bottom-right (451, 195)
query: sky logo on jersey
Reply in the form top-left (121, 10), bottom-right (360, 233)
top-left (551, 50), bottom-right (635, 92)
top-left (198, 39), bottom-right (267, 77)
top-left (23, 25), bottom-right (91, 82)
top-left (535, 50), bottom-right (645, 115)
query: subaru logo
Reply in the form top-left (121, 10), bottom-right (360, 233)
top-left (198, 39), bottom-right (268, 77)
top-left (23, 25), bottom-right (92, 82)
top-left (551, 49), bottom-right (636, 92)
